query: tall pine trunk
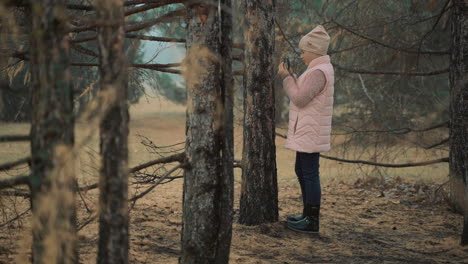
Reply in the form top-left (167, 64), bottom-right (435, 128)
top-left (449, 0), bottom-right (468, 246)
top-left (96, 1), bottom-right (130, 263)
top-left (29, 1), bottom-right (77, 263)
top-left (180, 1), bottom-right (234, 263)
top-left (239, 0), bottom-right (279, 225)
top-left (218, 0), bottom-right (235, 261)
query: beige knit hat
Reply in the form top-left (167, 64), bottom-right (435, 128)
top-left (299, 25), bottom-right (330, 55)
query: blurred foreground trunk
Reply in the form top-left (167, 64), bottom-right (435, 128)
top-left (29, 0), bottom-right (77, 263)
top-left (180, 1), bottom-right (234, 263)
top-left (449, 0), bottom-right (468, 246)
top-left (96, 1), bottom-right (130, 263)
top-left (239, 0), bottom-right (279, 225)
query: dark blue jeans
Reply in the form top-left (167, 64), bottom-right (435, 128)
top-left (295, 152), bottom-right (321, 206)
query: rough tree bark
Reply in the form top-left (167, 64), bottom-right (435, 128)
top-left (239, 0), bottom-right (279, 225)
top-left (180, 1), bottom-right (234, 263)
top-left (95, 0), bottom-right (130, 263)
top-left (29, 0), bottom-right (77, 263)
top-left (218, 0), bottom-right (235, 261)
top-left (449, 0), bottom-right (468, 246)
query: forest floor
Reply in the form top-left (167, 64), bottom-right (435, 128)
top-left (1, 96), bottom-right (467, 264)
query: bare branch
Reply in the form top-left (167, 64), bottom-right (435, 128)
top-left (59, 62), bottom-right (182, 74)
top-left (77, 183), bottom-right (98, 192)
top-left (125, 8), bottom-right (185, 32)
top-left (275, 18), bottom-right (300, 57)
top-left (125, 0), bottom-right (184, 16)
top-left (0, 175), bottom-right (30, 189)
top-left (133, 62), bottom-right (181, 69)
top-left (67, 4), bottom-right (93, 11)
top-left (71, 8), bottom-right (185, 41)
top-left (130, 152), bottom-right (186, 173)
top-left (0, 190), bottom-right (30, 198)
top-left (0, 157), bottom-right (30, 171)
top-left (0, 135), bottom-right (30, 143)
top-left (333, 121), bottom-right (449, 135)
top-left (75, 152), bottom-right (185, 194)
top-left (416, 0), bottom-right (452, 60)
top-left (276, 131), bottom-right (448, 168)
top-left (77, 215), bottom-right (97, 231)
top-left (66, 0), bottom-right (184, 12)
top-left (0, 207), bottom-right (31, 228)
top-left (331, 19), bottom-right (450, 55)
top-left (320, 155), bottom-right (448, 168)
top-left (426, 138), bottom-right (449, 149)
top-left (125, 34), bottom-right (186, 43)
top-left (71, 43), bottom-right (98, 57)
top-left (335, 64), bottom-right (449, 76)
top-left (124, 0), bottom-right (180, 6)
top-left (129, 164), bottom-right (182, 202)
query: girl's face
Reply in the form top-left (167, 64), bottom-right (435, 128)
top-left (300, 50), bottom-right (320, 66)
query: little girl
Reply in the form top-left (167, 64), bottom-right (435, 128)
top-left (277, 25), bottom-right (335, 233)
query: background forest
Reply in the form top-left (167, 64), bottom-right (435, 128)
top-left (0, 0), bottom-right (467, 264)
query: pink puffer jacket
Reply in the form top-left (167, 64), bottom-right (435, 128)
top-left (283, 55), bottom-right (334, 153)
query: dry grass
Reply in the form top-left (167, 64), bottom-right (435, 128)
top-left (1, 96), bottom-right (461, 264)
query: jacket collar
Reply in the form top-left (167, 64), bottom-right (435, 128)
top-left (307, 55), bottom-right (331, 69)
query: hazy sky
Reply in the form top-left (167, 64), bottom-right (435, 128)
top-left (141, 29), bottom-right (185, 85)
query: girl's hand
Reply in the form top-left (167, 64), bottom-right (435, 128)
top-left (277, 62), bottom-right (289, 78)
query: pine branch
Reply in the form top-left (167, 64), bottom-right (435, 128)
top-left (125, 34), bottom-right (186, 43)
top-left (130, 152), bottom-right (186, 173)
top-left (0, 175), bottom-right (30, 189)
top-left (335, 64), bottom-right (449, 76)
top-left (0, 190), bottom-right (30, 198)
top-left (0, 207), bottom-right (31, 228)
top-left (70, 8), bottom-right (185, 41)
top-left (0, 157), bottom-right (30, 171)
top-left (276, 132), bottom-right (448, 168)
top-left (66, 0), bottom-right (184, 12)
top-left (125, 0), bottom-right (184, 16)
top-left (129, 164), bottom-right (182, 202)
top-left (0, 135), bottom-right (30, 143)
top-left (331, 19), bottom-right (450, 56)
top-left (320, 155), bottom-right (448, 168)
top-left (333, 121), bottom-right (449, 135)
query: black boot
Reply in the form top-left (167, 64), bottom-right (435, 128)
top-left (287, 204), bottom-right (319, 233)
top-left (286, 207), bottom-right (305, 222)
top-left (287, 179), bottom-right (306, 222)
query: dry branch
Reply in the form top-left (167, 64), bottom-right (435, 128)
top-left (124, 0), bottom-right (184, 16)
top-left (71, 8), bottom-right (185, 42)
top-left (0, 190), bottom-right (30, 198)
top-left (0, 157), bottom-right (30, 171)
top-left (426, 138), bottom-right (449, 149)
top-left (276, 132), bottom-right (448, 168)
top-left (0, 207), bottom-right (31, 228)
top-left (331, 19), bottom-right (450, 55)
top-left (125, 34), bottom-right (186, 43)
top-left (0, 175), bottom-right (29, 189)
top-left (335, 65), bottom-right (449, 76)
top-left (320, 155), bottom-right (448, 168)
top-left (0, 135), bottom-right (30, 143)
top-left (129, 164), bottom-right (182, 202)
top-left (129, 152), bottom-right (185, 173)
top-left (332, 121), bottom-right (449, 135)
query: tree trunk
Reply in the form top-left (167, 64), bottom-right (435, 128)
top-left (180, 1), bottom-right (234, 263)
top-left (449, 0), bottom-right (468, 246)
top-left (239, 0), bottom-right (279, 225)
top-left (29, 1), bottom-right (77, 263)
top-left (217, 0), bottom-right (235, 262)
top-left (95, 1), bottom-right (130, 263)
